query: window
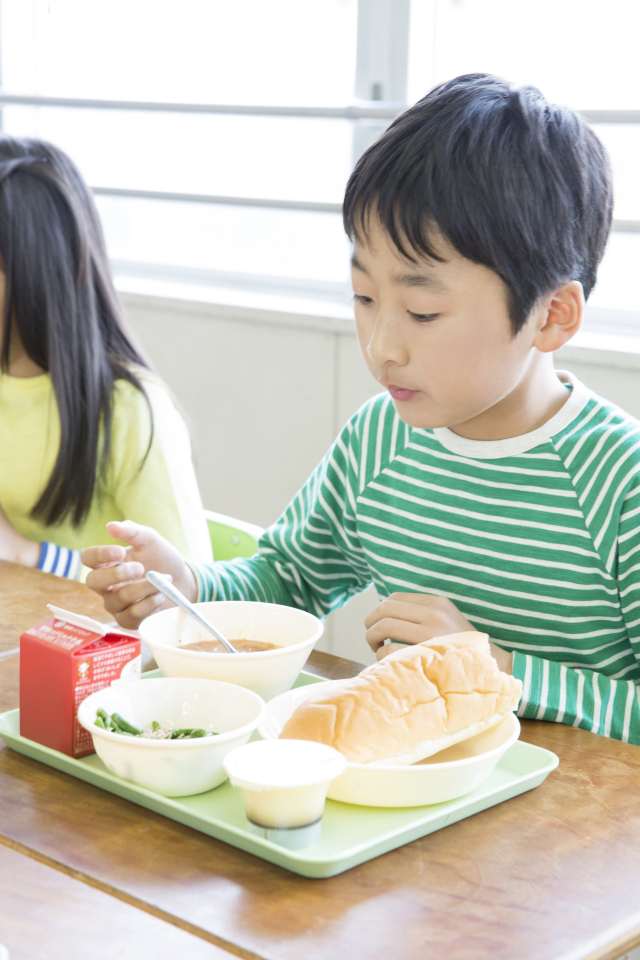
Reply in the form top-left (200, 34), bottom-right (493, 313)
top-left (0, 0), bottom-right (637, 330)
top-left (0, 0), bottom-right (360, 299)
top-left (406, 0), bottom-right (640, 334)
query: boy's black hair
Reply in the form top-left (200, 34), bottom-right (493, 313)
top-left (343, 73), bottom-right (613, 334)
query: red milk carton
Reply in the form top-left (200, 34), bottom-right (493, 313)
top-left (20, 607), bottom-right (141, 758)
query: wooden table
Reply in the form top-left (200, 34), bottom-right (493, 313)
top-left (1, 561), bottom-right (639, 960)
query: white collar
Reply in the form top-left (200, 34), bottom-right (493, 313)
top-left (431, 371), bottom-right (591, 459)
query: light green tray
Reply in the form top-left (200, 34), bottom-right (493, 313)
top-left (0, 672), bottom-right (558, 878)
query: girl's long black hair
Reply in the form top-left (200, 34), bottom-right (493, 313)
top-left (0, 136), bottom-right (153, 527)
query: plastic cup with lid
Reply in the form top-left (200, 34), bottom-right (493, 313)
top-left (223, 739), bottom-right (347, 849)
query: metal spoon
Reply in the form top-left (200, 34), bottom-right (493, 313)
top-left (145, 571), bottom-right (237, 653)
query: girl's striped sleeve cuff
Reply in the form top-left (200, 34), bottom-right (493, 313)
top-left (512, 651), bottom-right (640, 745)
top-left (37, 542), bottom-right (81, 580)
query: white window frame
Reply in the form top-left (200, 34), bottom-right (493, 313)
top-left (0, 0), bottom-right (636, 317)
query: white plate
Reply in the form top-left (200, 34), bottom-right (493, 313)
top-left (258, 681), bottom-right (521, 807)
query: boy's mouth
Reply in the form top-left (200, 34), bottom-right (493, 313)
top-left (387, 385), bottom-right (419, 402)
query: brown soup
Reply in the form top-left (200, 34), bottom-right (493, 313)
top-left (180, 639), bottom-right (280, 654)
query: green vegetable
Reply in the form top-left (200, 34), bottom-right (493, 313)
top-left (94, 709), bottom-right (214, 739)
top-left (111, 712), bottom-right (143, 736)
top-left (95, 708), bottom-right (141, 736)
top-left (96, 707), bottom-right (118, 732)
top-left (170, 728), bottom-right (210, 739)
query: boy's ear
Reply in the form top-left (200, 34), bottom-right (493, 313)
top-left (533, 280), bottom-right (584, 353)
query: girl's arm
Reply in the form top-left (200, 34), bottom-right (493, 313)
top-left (0, 503), bottom-right (43, 569)
top-left (0, 502), bottom-right (82, 578)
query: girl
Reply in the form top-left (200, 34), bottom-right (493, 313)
top-left (0, 136), bottom-right (212, 576)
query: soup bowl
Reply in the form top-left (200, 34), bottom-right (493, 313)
top-left (139, 601), bottom-right (324, 700)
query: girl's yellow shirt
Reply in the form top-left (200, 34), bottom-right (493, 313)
top-left (0, 369), bottom-right (212, 563)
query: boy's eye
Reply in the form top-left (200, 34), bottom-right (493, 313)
top-left (353, 294), bottom-right (374, 306)
top-left (409, 311), bottom-right (439, 323)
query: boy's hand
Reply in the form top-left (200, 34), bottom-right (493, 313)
top-left (365, 593), bottom-right (513, 673)
top-left (365, 593), bottom-right (473, 656)
top-left (81, 521), bottom-right (197, 630)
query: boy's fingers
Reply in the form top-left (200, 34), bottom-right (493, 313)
top-left (376, 642), bottom-right (405, 661)
top-left (387, 592), bottom-right (441, 605)
top-left (110, 592), bottom-right (167, 631)
top-left (365, 596), bottom-right (453, 630)
top-left (111, 573), bottom-right (173, 595)
top-left (376, 642), bottom-right (408, 661)
top-left (100, 578), bottom-right (165, 617)
top-left (105, 578), bottom-right (163, 609)
top-left (365, 617), bottom-right (432, 650)
top-left (86, 562), bottom-right (146, 595)
top-left (81, 544), bottom-right (127, 569)
top-left (105, 520), bottom-right (158, 551)
top-left (83, 519), bottom-right (161, 571)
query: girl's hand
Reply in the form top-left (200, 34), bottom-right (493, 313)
top-left (0, 504), bottom-right (40, 567)
top-left (365, 592), bottom-right (513, 673)
top-left (81, 520), bottom-right (197, 630)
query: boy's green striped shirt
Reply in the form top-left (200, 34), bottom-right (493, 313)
top-left (191, 372), bottom-right (640, 745)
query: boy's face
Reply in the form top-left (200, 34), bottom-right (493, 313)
top-left (351, 219), bottom-right (548, 434)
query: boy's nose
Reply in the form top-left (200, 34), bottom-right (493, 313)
top-left (366, 309), bottom-right (409, 367)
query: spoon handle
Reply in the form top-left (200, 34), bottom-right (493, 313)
top-left (145, 571), bottom-right (237, 653)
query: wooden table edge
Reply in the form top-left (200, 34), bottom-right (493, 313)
top-left (0, 831), bottom-right (265, 960)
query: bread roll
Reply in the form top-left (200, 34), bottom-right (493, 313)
top-left (279, 633), bottom-right (522, 765)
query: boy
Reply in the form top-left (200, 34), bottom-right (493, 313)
top-left (83, 74), bottom-right (640, 744)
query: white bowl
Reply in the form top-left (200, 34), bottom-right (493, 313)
top-left (258, 680), bottom-right (521, 807)
top-left (139, 601), bottom-right (323, 700)
top-left (78, 677), bottom-right (265, 797)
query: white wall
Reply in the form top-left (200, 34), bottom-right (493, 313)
top-left (555, 337), bottom-right (640, 419)
top-left (121, 287), bottom-right (640, 665)
top-left (120, 291), bottom-right (380, 525)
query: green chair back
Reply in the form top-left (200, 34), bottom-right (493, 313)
top-left (204, 510), bottom-right (264, 561)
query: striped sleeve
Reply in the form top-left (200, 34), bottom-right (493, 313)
top-left (512, 652), bottom-right (640, 743)
top-left (189, 401), bottom-right (389, 617)
top-left (512, 471), bottom-right (640, 745)
top-left (37, 542), bottom-right (82, 580)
